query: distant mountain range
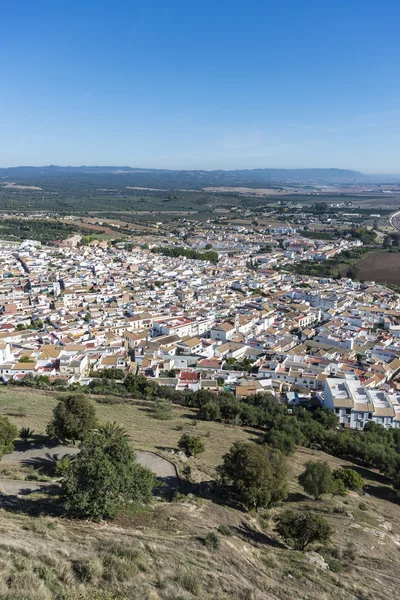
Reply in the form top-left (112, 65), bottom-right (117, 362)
top-left (1, 165), bottom-right (399, 188)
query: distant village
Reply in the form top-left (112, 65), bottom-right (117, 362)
top-left (1, 221), bottom-right (400, 431)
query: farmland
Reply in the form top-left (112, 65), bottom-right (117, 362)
top-left (353, 250), bottom-right (400, 286)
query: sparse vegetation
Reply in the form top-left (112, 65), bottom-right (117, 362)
top-left (217, 524), bottom-right (233, 536)
top-left (203, 532), bottom-right (220, 550)
top-left (153, 399), bottom-right (173, 420)
top-left (0, 387), bottom-right (400, 598)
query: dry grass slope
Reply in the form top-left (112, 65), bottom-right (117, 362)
top-left (0, 389), bottom-right (400, 598)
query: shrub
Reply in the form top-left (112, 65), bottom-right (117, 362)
top-left (332, 478), bottom-right (348, 497)
top-left (342, 542), bottom-right (357, 562)
top-left (71, 558), bottom-right (102, 583)
top-left (0, 415), bottom-right (18, 459)
top-left (203, 532), bottom-right (220, 550)
top-left (218, 524), bottom-right (233, 536)
top-left (325, 557), bottom-right (343, 573)
top-left (153, 400), bottom-right (172, 420)
top-left (19, 427), bottom-right (34, 442)
top-left (178, 434), bottom-right (205, 457)
top-left (298, 461), bottom-right (334, 499)
top-left (358, 502), bottom-right (367, 511)
top-left (93, 368), bottom-right (125, 380)
top-left (275, 510), bottom-right (332, 550)
top-left (175, 568), bottom-right (200, 595)
top-left (333, 468), bottom-right (365, 491)
top-left (198, 402), bottom-right (221, 421)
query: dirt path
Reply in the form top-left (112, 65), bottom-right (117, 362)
top-left (0, 479), bottom-right (58, 496)
top-left (0, 445), bottom-right (179, 497)
top-left (2, 444), bottom-right (79, 467)
top-left (135, 450), bottom-right (178, 484)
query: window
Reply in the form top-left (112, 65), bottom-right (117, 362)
top-left (345, 408), bottom-right (351, 415)
top-left (335, 408), bottom-right (339, 414)
top-left (368, 413), bottom-right (373, 420)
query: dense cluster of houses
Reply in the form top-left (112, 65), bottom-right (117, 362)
top-left (1, 230), bottom-right (400, 429)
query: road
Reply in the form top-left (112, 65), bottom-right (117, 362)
top-left (389, 210), bottom-right (400, 232)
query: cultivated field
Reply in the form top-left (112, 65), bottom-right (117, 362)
top-left (353, 250), bottom-right (400, 285)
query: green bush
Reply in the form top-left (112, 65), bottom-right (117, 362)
top-left (198, 402), bottom-right (221, 421)
top-left (325, 556), bottom-right (343, 573)
top-left (264, 430), bottom-right (296, 456)
top-left (0, 415), bottom-right (18, 459)
top-left (203, 532), bottom-right (220, 550)
top-left (178, 434), bottom-right (205, 457)
top-left (333, 468), bottom-right (365, 491)
top-left (153, 400), bottom-right (172, 420)
top-left (19, 427), bottom-right (34, 442)
top-left (218, 524), bottom-right (233, 536)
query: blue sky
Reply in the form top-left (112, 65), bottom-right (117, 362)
top-left (1, 0), bottom-right (400, 172)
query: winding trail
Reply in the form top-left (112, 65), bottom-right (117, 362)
top-left (0, 444), bottom-right (179, 497)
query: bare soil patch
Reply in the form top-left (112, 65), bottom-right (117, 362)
top-left (353, 250), bottom-right (400, 285)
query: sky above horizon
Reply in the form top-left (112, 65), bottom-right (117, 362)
top-left (1, 0), bottom-right (400, 173)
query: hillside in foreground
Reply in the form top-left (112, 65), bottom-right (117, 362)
top-left (0, 388), bottom-right (400, 599)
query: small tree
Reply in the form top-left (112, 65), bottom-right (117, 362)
top-left (178, 434), bottom-right (205, 457)
top-left (0, 415), bottom-right (18, 459)
top-left (218, 442), bottom-right (287, 511)
top-left (47, 394), bottom-right (97, 443)
top-left (299, 461), bottom-right (334, 500)
top-left (58, 426), bottom-right (155, 520)
top-left (275, 510), bottom-right (332, 550)
top-left (332, 478), bottom-right (348, 497)
top-left (198, 402), bottom-right (221, 421)
top-left (333, 468), bottom-right (364, 491)
top-left (264, 430), bottom-right (296, 456)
